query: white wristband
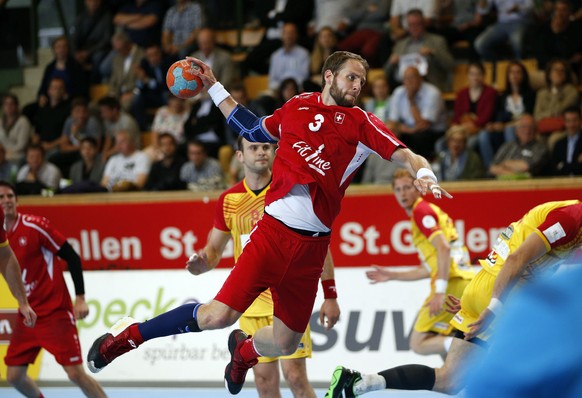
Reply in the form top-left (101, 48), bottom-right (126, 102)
top-left (416, 167), bottom-right (438, 183)
top-left (487, 297), bottom-right (503, 315)
top-left (208, 82), bottom-right (230, 106)
top-left (435, 279), bottom-right (448, 294)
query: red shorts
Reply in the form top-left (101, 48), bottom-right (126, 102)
top-left (215, 214), bottom-right (330, 332)
top-left (5, 309), bottom-right (82, 367)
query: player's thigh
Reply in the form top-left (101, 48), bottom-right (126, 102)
top-left (451, 270), bottom-right (495, 334)
top-left (272, 316), bottom-right (305, 352)
top-left (280, 323), bottom-right (312, 360)
top-left (4, 320), bottom-right (42, 366)
top-left (42, 311), bottom-right (83, 366)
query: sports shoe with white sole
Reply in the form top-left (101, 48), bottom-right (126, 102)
top-left (87, 316), bottom-right (141, 373)
top-left (325, 365), bottom-right (362, 398)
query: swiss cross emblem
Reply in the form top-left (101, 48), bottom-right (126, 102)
top-left (334, 112), bottom-right (345, 124)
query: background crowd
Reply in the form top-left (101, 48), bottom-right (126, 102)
top-left (2, 0), bottom-right (582, 196)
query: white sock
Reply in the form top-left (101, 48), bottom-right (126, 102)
top-left (443, 336), bottom-right (453, 353)
top-left (353, 373), bottom-right (386, 395)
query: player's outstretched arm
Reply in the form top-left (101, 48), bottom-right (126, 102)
top-left (186, 228), bottom-right (230, 275)
top-left (0, 245), bottom-right (36, 327)
top-left (367, 264), bottom-right (430, 283)
top-left (319, 249), bottom-right (340, 331)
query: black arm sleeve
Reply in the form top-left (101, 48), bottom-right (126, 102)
top-left (57, 241), bottom-right (85, 296)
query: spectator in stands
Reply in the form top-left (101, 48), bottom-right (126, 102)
top-left (98, 96), bottom-right (140, 162)
top-left (390, 0), bottom-right (438, 41)
top-left (113, 0), bottom-right (163, 49)
top-left (183, 97), bottom-right (227, 160)
top-left (550, 106), bottom-right (582, 176)
top-left (16, 144), bottom-right (62, 194)
top-left (242, 0), bottom-right (314, 75)
top-left (51, 97), bottom-right (102, 178)
top-left (384, 8), bottom-right (455, 92)
top-left (268, 23), bottom-right (310, 91)
top-left (533, 58), bottom-right (579, 137)
top-left (309, 26), bottom-right (339, 83)
top-left (534, 0), bottom-right (582, 71)
top-left (478, 60), bottom-right (536, 168)
top-left (30, 78), bottom-right (71, 158)
top-left (190, 28), bottom-right (235, 90)
top-left (131, 43), bottom-right (173, 130)
top-left (101, 130), bottom-right (151, 192)
top-left (489, 113), bottom-right (549, 178)
top-left (448, 61), bottom-right (497, 150)
top-left (364, 73), bottom-right (391, 122)
top-left (144, 133), bottom-right (186, 191)
top-left (71, 0), bottom-right (113, 83)
top-left (106, 31), bottom-right (145, 111)
top-left (474, 0), bottom-right (534, 61)
top-left (62, 137), bottom-right (107, 193)
top-left (260, 77), bottom-right (300, 115)
top-left (309, 0), bottom-right (352, 38)
top-left (150, 96), bottom-right (190, 156)
top-left (435, 0), bottom-right (484, 56)
top-left (37, 36), bottom-right (89, 102)
top-left (386, 65), bottom-right (447, 159)
top-left (433, 125), bottom-right (485, 181)
top-left (336, 0), bottom-right (391, 67)
top-left (0, 144), bottom-right (18, 183)
top-left (0, 94), bottom-right (33, 166)
top-left (180, 140), bottom-right (225, 192)
top-left (162, 0), bottom-right (206, 60)
top-left (361, 154), bottom-right (399, 184)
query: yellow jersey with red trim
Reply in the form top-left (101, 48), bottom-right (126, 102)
top-left (214, 179), bottom-right (273, 316)
top-left (479, 200), bottom-right (582, 278)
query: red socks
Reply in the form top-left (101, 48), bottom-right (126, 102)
top-left (238, 337), bottom-right (260, 363)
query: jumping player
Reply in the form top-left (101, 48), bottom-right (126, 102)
top-left (1, 182), bottom-right (107, 398)
top-left (87, 51), bottom-right (448, 395)
top-left (327, 200), bottom-right (582, 397)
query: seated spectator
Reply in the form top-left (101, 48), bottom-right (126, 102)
top-left (106, 31), bottom-right (145, 111)
top-left (433, 125), bottom-right (485, 181)
top-left (101, 130), bottom-right (151, 191)
top-left (62, 136), bottom-right (107, 193)
top-left (268, 23), bottom-right (310, 91)
top-left (183, 97), bottom-right (227, 159)
top-left (364, 74), bottom-right (391, 122)
top-left (71, 0), bottom-right (113, 83)
top-left (16, 144), bottom-right (62, 194)
top-left (337, 0), bottom-right (391, 67)
top-left (309, 0), bottom-right (351, 39)
top-left (549, 106), bottom-right (582, 176)
top-left (113, 0), bottom-right (163, 49)
top-left (309, 26), bottom-right (338, 85)
top-left (98, 96), bottom-right (140, 161)
top-left (149, 96), bottom-right (190, 157)
top-left (131, 43), bottom-right (173, 130)
top-left (360, 154), bottom-right (399, 184)
top-left (30, 78), bottom-right (71, 157)
top-left (144, 133), bottom-right (186, 191)
top-left (190, 28), bottom-right (235, 90)
top-left (50, 97), bottom-right (103, 178)
top-left (474, 0), bottom-right (534, 61)
top-left (0, 93), bottom-right (33, 166)
top-left (389, 0), bottom-right (438, 41)
top-left (435, 0), bottom-right (483, 55)
top-left (478, 60), bottom-right (536, 168)
top-left (386, 65), bottom-right (447, 159)
top-left (384, 8), bottom-right (454, 92)
top-left (0, 143), bottom-right (18, 183)
top-left (489, 113), bottom-right (549, 179)
top-left (162, 0), bottom-right (206, 60)
top-left (534, 58), bottom-right (579, 137)
top-left (180, 140), bottom-right (225, 191)
top-left (534, 0), bottom-right (582, 71)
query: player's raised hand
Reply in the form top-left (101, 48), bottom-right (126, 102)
top-left (186, 251), bottom-right (211, 275)
top-left (184, 57), bottom-right (217, 88)
top-left (19, 303), bottom-right (36, 328)
top-left (414, 177), bottom-right (453, 199)
top-left (366, 265), bottom-right (396, 283)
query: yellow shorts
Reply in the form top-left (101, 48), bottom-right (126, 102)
top-left (239, 315), bottom-right (312, 363)
top-left (450, 269), bottom-right (496, 340)
top-left (414, 277), bottom-right (473, 335)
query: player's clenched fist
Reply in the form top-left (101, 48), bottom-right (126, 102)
top-left (186, 251), bottom-right (210, 275)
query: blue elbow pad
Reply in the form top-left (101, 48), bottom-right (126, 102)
top-left (227, 104), bottom-right (277, 143)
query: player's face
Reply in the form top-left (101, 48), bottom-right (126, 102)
top-left (0, 186), bottom-right (17, 218)
top-left (239, 141), bottom-right (273, 174)
top-left (393, 177), bottom-right (419, 210)
top-left (328, 60), bottom-right (366, 107)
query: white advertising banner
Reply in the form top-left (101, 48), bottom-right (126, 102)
top-left (37, 269), bottom-right (444, 383)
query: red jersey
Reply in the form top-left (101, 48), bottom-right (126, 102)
top-left (7, 213), bottom-right (70, 317)
top-left (264, 92), bottom-right (404, 228)
top-left (0, 207), bottom-right (8, 246)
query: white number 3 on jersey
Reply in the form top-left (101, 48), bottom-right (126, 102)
top-left (309, 114), bottom-right (324, 132)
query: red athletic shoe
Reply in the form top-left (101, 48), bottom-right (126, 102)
top-left (224, 329), bottom-right (258, 395)
top-left (87, 317), bottom-right (141, 373)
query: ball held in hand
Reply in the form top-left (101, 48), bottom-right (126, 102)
top-left (166, 59), bottom-right (204, 99)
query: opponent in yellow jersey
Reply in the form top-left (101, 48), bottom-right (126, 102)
top-left (186, 137), bottom-right (340, 398)
top-left (367, 169), bottom-right (473, 358)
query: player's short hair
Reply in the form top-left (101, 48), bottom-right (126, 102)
top-left (391, 168), bottom-right (414, 187)
top-left (0, 181), bottom-right (17, 199)
top-left (321, 51), bottom-right (369, 87)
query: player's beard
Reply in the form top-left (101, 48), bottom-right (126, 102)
top-left (329, 77), bottom-right (356, 107)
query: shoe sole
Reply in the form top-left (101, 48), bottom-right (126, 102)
top-left (325, 366), bottom-right (349, 398)
top-left (86, 316), bottom-right (139, 374)
top-left (224, 329), bottom-right (246, 395)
